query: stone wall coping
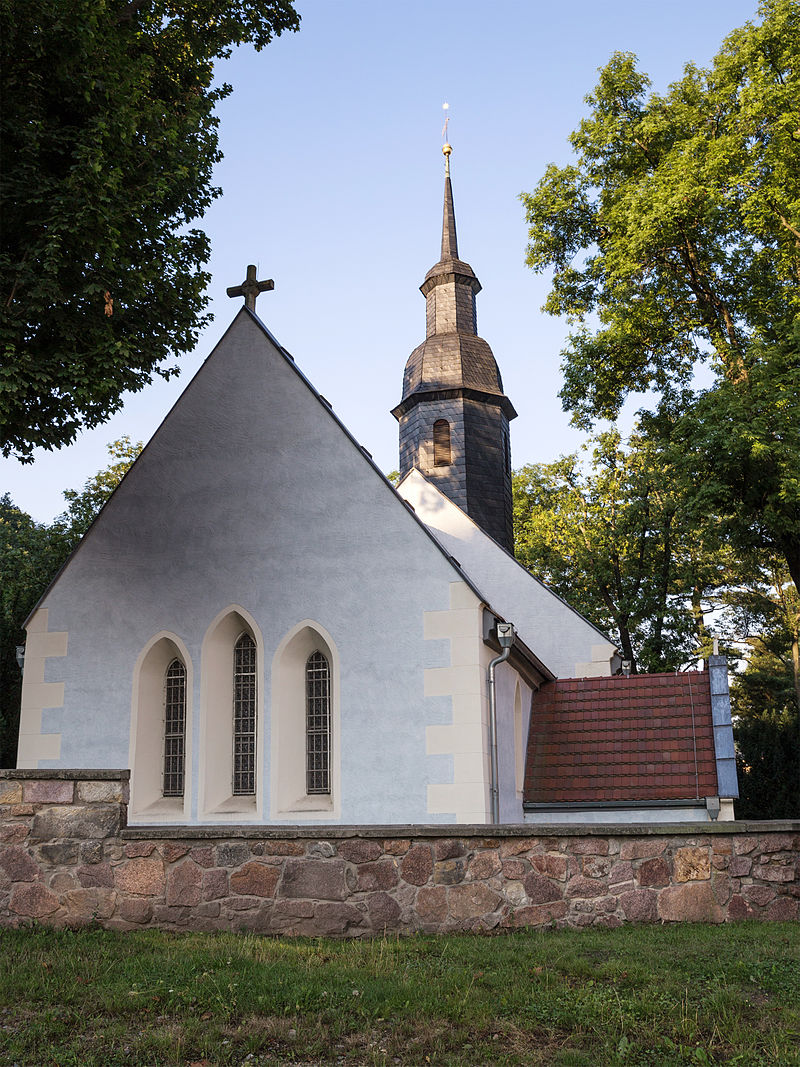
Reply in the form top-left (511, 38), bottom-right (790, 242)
top-left (120, 820), bottom-right (800, 841)
top-left (0, 769), bottom-right (130, 781)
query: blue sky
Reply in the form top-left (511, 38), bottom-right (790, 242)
top-left (2, 0), bottom-right (760, 522)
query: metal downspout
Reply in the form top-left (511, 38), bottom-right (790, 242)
top-left (487, 622), bottom-right (515, 825)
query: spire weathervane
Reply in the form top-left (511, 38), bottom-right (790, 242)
top-left (441, 102), bottom-right (452, 176)
top-left (227, 264), bottom-right (274, 312)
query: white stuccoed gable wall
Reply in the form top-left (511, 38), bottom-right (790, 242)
top-left (17, 311), bottom-right (508, 825)
top-left (397, 469), bottom-right (618, 679)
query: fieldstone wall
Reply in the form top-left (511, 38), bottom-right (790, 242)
top-left (1, 771), bottom-right (798, 934)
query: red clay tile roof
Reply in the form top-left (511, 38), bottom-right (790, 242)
top-left (523, 672), bottom-right (718, 805)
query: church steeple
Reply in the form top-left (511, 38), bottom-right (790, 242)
top-left (441, 146), bottom-right (458, 259)
top-left (392, 144), bottom-right (517, 551)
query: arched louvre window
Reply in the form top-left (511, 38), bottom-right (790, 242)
top-left (306, 651), bottom-right (331, 795)
top-left (163, 659), bottom-right (186, 797)
top-left (233, 633), bottom-right (257, 795)
top-left (433, 419), bottom-right (451, 467)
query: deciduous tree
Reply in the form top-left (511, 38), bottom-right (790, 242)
top-left (513, 427), bottom-right (729, 673)
top-left (521, 0), bottom-right (800, 595)
top-left (0, 0), bottom-right (299, 460)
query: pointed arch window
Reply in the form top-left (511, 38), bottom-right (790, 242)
top-left (433, 419), bottom-right (451, 467)
top-left (306, 650), bottom-right (331, 794)
top-left (163, 658), bottom-right (187, 797)
top-left (233, 633), bottom-right (257, 795)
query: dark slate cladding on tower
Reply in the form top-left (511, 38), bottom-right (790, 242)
top-left (392, 147), bottom-right (516, 552)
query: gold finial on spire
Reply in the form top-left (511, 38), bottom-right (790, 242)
top-left (442, 102), bottom-right (452, 176)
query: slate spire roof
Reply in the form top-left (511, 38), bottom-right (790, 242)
top-left (393, 154), bottom-right (514, 416)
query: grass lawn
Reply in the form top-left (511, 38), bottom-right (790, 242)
top-left (1, 923), bottom-right (799, 1066)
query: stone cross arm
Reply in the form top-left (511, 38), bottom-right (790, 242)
top-left (227, 264), bottom-right (275, 312)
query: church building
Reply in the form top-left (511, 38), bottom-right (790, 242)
top-left (15, 146), bottom-right (737, 826)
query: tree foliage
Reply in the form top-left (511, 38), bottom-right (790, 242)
top-left (522, 0), bottom-right (799, 420)
top-left (521, 0), bottom-right (800, 603)
top-left (0, 0), bottom-right (300, 460)
top-left (513, 427), bottom-right (731, 674)
top-left (0, 438), bottom-right (141, 766)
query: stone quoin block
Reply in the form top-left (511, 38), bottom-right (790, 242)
top-left (31, 805), bottom-right (120, 840)
top-left (23, 780), bottom-right (74, 804)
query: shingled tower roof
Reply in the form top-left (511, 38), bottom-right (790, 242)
top-left (393, 144), bottom-right (517, 551)
top-left (394, 161), bottom-right (513, 410)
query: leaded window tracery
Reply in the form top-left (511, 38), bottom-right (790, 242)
top-left (306, 650), bottom-right (331, 795)
top-left (233, 632), bottom-right (257, 795)
top-left (163, 658), bottom-right (186, 797)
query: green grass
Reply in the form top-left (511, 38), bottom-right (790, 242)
top-left (1, 923), bottom-right (799, 1065)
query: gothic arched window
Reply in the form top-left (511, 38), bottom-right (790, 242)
top-left (233, 633), bottom-right (257, 795)
top-left (433, 419), bottom-right (451, 467)
top-left (163, 658), bottom-right (186, 797)
top-left (306, 650), bottom-right (331, 794)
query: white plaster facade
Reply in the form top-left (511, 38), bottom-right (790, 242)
top-left (16, 310), bottom-right (619, 826)
top-left (397, 469), bottom-right (618, 678)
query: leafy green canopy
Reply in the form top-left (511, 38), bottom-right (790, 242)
top-left (522, 0), bottom-right (799, 424)
top-left (0, 0), bottom-right (299, 460)
top-left (513, 429), bottom-right (731, 674)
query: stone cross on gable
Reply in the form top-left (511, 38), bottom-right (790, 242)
top-left (226, 264), bottom-right (274, 312)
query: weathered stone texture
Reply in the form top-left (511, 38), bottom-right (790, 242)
top-left (337, 839), bottom-right (382, 864)
top-left (63, 887), bottom-right (117, 922)
top-left (0, 784), bottom-right (23, 804)
top-left (0, 773), bottom-right (798, 936)
top-left (115, 857), bottom-right (165, 897)
top-left (10, 882), bottom-right (59, 917)
top-left (229, 861), bottom-right (279, 899)
top-left (31, 805), bottom-right (120, 840)
top-left (356, 860), bottom-right (399, 892)
top-left (76, 781), bottom-right (123, 804)
top-left (401, 845), bottom-right (433, 886)
top-left (531, 853), bottom-right (568, 880)
top-left (523, 873), bottom-right (561, 904)
top-left (674, 847), bottom-right (711, 882)
top-left (167, 860), bottom-right (203, 905)
top-left (658, 883), bottom-right (724, 923)
top-left (637, 858), bottom-right (670, 887)
top-left (0, 846), bottom-right (39, 882)
top-left (23, 780), bottom-right (74, 804)
top-left (280, 859), bottom-right (349, 900)
top-left (77, 863), bottom-right (113, 888)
